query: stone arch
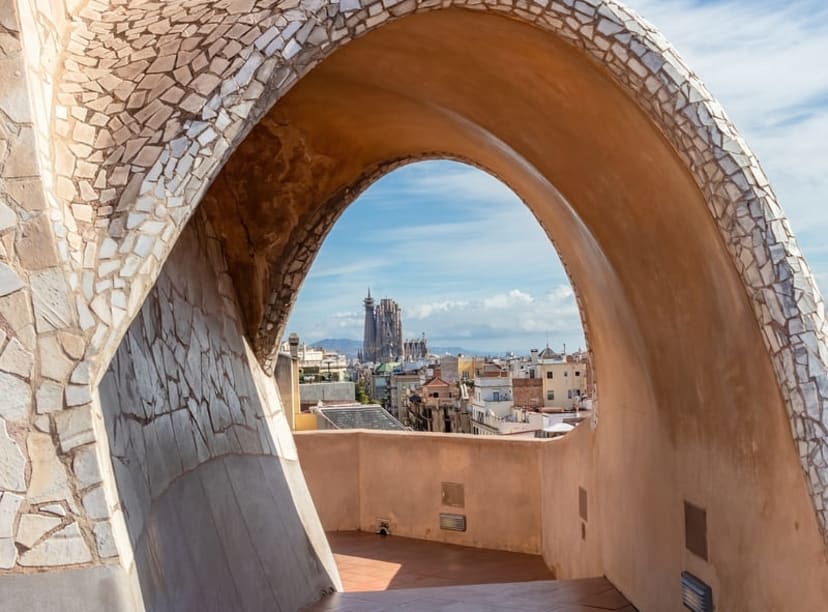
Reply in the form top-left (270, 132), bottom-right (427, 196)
top-left (43, 0), bottom-right (828, 537)
top-left (0, 0), bottom-right (825, 610)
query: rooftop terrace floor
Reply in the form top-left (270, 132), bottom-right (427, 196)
top-left (304, 531), bottom-right (634, 611)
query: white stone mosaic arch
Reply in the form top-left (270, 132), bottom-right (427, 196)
top-left (0, 0), bottom-right (825, 576)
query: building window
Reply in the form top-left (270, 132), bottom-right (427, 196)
top-left (575, 371), bottom-right (581, 376)
top-left (546, 372), bottom-right (553, 379)
top-left (493, 391), bottom-right (500, 401)
top-left (547, 391), bottom-right (554, 401)
top-left (564, 371), bottom-right (568, 377)
top-left (568, 390), bottom-right (573, 399)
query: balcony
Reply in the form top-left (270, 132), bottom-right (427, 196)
top-left (295, 428), bottom-right (634, 610)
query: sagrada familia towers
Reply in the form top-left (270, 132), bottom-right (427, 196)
top-left (362, 289), bottom-right (403, 362)
top-left (361, 290), bottom-right (427, 362)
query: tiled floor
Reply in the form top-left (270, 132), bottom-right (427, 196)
top-left (303, 531), bottom-right (634, 611)
top-left (327, 531), bottom-right (555, 591)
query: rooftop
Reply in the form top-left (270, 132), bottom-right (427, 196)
top-left (317, 405), bottom-right (406, 431)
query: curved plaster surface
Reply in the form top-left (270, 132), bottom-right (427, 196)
top-left (0, 0), bottom-right (824, 610)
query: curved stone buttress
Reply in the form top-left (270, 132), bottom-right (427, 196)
top-left (0, 0), bottom-right (826, 611)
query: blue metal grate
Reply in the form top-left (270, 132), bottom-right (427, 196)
top-left (681, 571), bottom-right (713, 612)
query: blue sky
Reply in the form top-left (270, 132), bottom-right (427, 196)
top-left (284, 0), bottom-right (828, 354)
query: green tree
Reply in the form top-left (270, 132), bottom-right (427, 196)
top-left (355, 381), bottom-right (371, 404)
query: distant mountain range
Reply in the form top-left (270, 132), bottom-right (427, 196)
top-left (308, 338), bottom-right (493, 358)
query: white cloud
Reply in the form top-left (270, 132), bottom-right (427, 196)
top-left (483, 289), bottom-right (534, 310)
top-left (408, 300), bottom-right (469, 319)
top-left (414, 286), bottom-right (585, 351)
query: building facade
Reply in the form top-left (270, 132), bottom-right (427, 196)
top-left (535, 347), bottom-right (588, 409)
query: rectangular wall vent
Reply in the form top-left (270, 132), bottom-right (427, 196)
top-left (441, 482), bottom-right (465, 508)
top-left (439, 513), bottom-right (466, 532)
top-left (681, 571), bottom-right (713, 612)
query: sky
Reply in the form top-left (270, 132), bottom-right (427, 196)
top-left (284, 0), bottom-right (828, 355)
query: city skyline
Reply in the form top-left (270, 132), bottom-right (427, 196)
top-left (283, 160), bottom-right (587, 353)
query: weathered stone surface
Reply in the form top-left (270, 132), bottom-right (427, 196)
top-left (0, 57), bottom-right (31, 123)
top-left (55, 407), bottom-right (95, 452)
top-left (0, 336), bottom-right (34, 378)
top-left (0, 262), bottom-right (23, 297)
top-left (72, 445), bottom-right (102, 487)
top-left (65, 384), bottom-right (91, 407)
top-left (16, 215), bottom-right (59, 270)
top-left (18, 522), bottom-right (92, 566)
top-left (0, 289), bottom-right (33, 339)
top-left (57, 332), bottom-right (85, 361)
top-left (0, 201), bottom-right (16, 231)
top-left (41, 504), bottom-right (67, 517)
top-left (92, 521), bottom-right (117, 558)
top-left (39, 336), bottom-right (73, 381)
top-left (100, 214), bottom-right (270, 534)
top-left (0, 371), bottom-right (31, 423)
top-left (16, 513), bottom-right (61, 548)
top-left (82, 487), bottom-right (108, 520)
top-left (0, 420), bottom-right (25, 492)
top-left (26, 433), bottom-right (74, 507)
top-left (0, 491), bottom-right (22, 538)
top-left (0, 537), bottom-right (16, 568)
top-left (5, 178), bottom-right (45, 212)
top-left (30, 269), bottom-right (75, 332)
top-left (36, 380), bottom-right (64, 414)
top-left (2, 127), bottom-right (37, 178)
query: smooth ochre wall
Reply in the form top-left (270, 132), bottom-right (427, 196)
top-left (295, 430), bottom-right (544, 554)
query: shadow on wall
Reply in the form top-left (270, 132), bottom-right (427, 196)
top-left (97, 210), bottom-right (335, 611)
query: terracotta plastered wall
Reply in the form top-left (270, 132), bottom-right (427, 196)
top-left (296, 430), bottom-right (544, 554)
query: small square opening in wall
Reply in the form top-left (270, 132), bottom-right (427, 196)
top-left (441, 482), bottom-right (465, 508)
top-left (578, 486), bottom-right (588, 522)
top-left (684, 501), bottom-right (708, 561)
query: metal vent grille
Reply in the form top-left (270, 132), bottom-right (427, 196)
top-left (681, 571), bottom-right (713, 612)
top-left (439, 513), bottom-right (466, 531)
